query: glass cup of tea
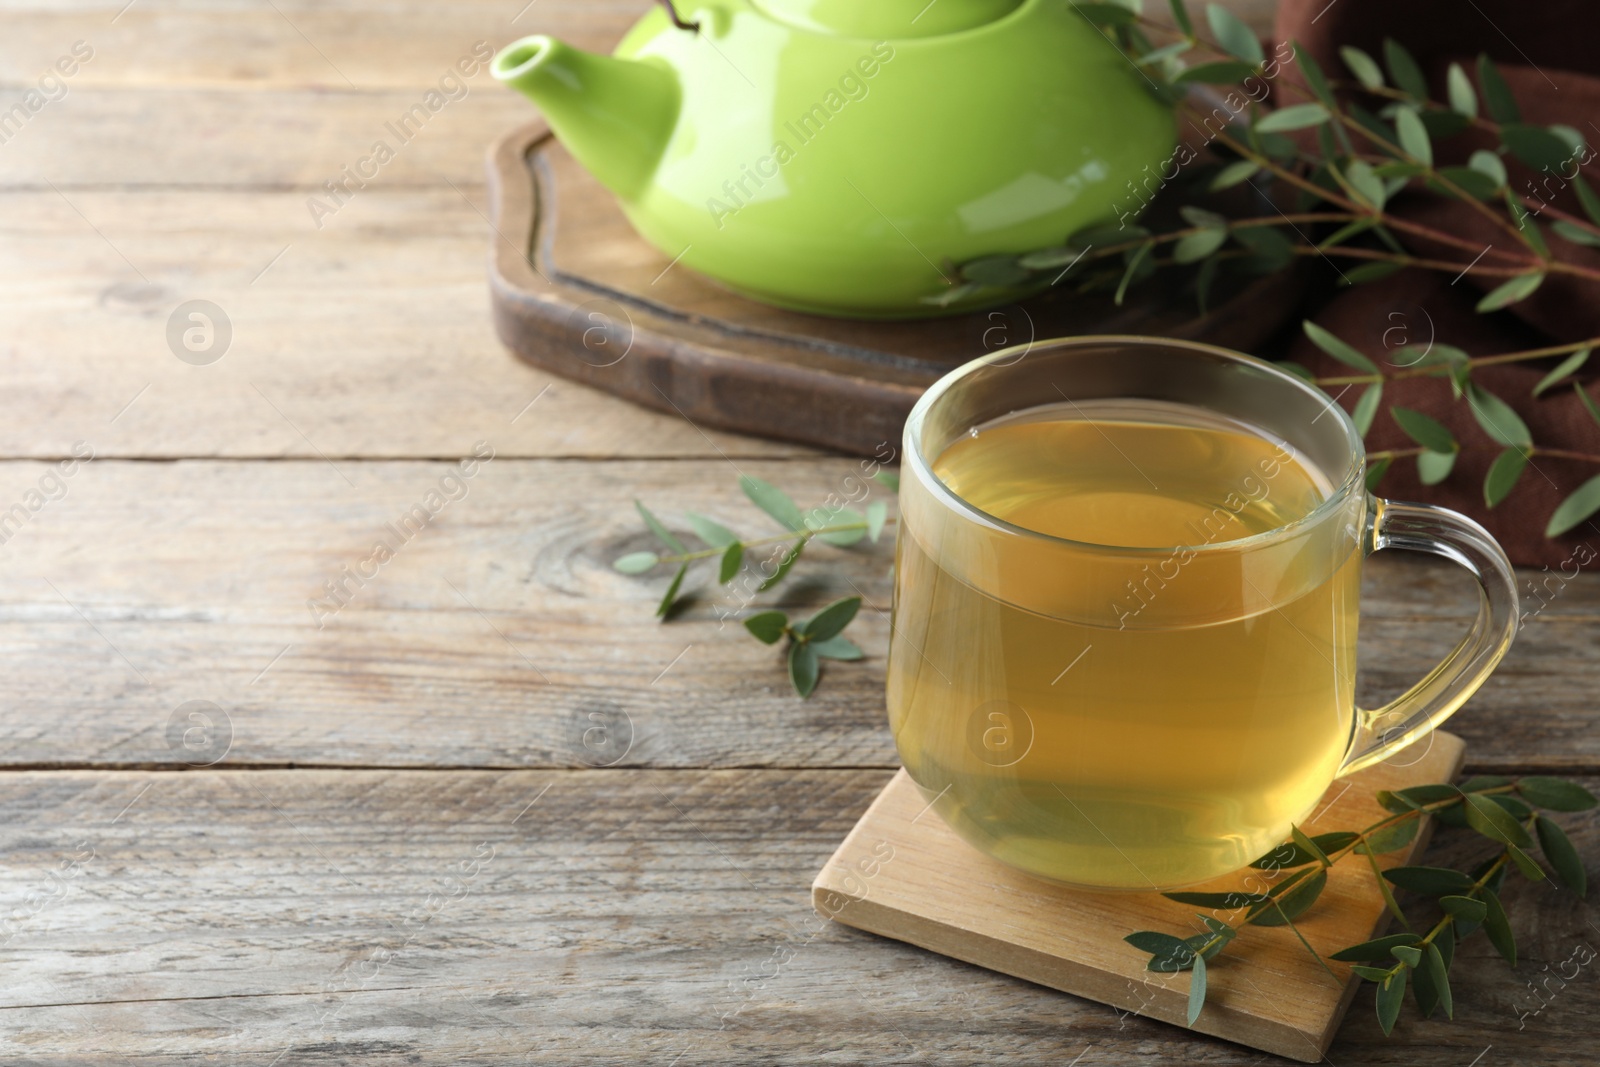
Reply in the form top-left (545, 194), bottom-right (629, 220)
top-left (890, 335), bottom-right (1518, 891)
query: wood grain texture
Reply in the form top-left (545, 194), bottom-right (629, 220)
top-left (0, 457), bottom-right (1591, 771)
top-left (813, 738), bottom-right (1467, 1063)
top-left (0, 766), bottom-right (1593, 1065)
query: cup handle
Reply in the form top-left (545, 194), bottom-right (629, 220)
top-left (1339, 498), bottom-right (1519, 776)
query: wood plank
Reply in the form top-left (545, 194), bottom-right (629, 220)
top-left (814, 738), bottom-right (1466, 1062)
top-left (0, 188), bottom-right (811, 459)
top-left (0, 766), bottom-right (1591, 1064)
top-left (0, 457), bottom-right (1591, 770)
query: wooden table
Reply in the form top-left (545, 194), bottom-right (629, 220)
top-left (2, 2), bottom-right (1595, 1063)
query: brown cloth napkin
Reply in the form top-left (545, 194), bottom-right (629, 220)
top-left (1272, 0), bottom-right (1600, 567)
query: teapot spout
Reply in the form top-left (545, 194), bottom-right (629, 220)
top-left (493, 36), bottom-right (678, 202)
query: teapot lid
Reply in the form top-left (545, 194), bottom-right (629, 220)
top-left (750, 0), bottom-right (1025, 38)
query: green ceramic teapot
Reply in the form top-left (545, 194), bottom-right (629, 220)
top-left (492, 0), bottom-right (1175, 319)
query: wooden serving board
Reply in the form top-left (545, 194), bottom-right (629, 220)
top-left (812, 731), bottom-right (1467, 1063)
top-left (485, 121), bottom-right (1306, 456)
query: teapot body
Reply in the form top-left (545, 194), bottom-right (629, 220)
top-left (610, 0), bottom-right (1175, 317)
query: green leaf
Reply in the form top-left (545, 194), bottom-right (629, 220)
top-left (757, 538), bottom-right (806, 591)
top-left (655, 563), bottom-right (688, 619)
top-left (1163, 890), bottom-right (1270, 908)
top-left (1394, 106), bottom-right (1433, 166)
top-left (1186, 953), bottom-right (1207, 1027)
top-left (1391, 944), bottom-right (1423, 967)
top-left (1518, 776), bottom-right (1600, 811)
top-left (1577, 383), bottom-right (1600, 428)
top-left (1384, 38), bottom-right (1428, 100)
top-left (740, 475), bottom-right (806, 531)
top-left (1482, 887), bottom-right (1516, 965)
top-left (1384, 865), bottom-right (1475, 895)
top-left (1125, 931), bottom-right (1190, 957)
top-left (1468, 149), bottom-right (1507, 190)
top-left (1417, 449), bottom-right (1457, 486)
top-left (1113, 242), bottom-right (1154, 307)
top-left (1296, 42), bottom-right (1335, 106)
top-left (1257, 103), bottom-right (1332, 133)
top-left (961, 254), bottom-right (1032, 288)
top-left (1358, 818), bottom-right (1421, 854)
top-left (1318, 216), bottom-right (1378, 250)
top-left (1179, 205), bottom-right (1227, 229)
top-left (809, 507), bottom-right (866, 546)
top-left (1017, 246), bottom-right (1082, 270)
top-left (1508, 843), bottom-right (1546, 880)
top-left (1342, 262), bottom-right (1405, 287)
top-left (1464, 792), bottom-right (1534, 846)
top-left (1434, 166), bottom-right (1499, 200)
top-left (1477, 53), bottom-right (1520, 123)
top-left (1424, 942), bottom-right (1453, 1020)
top-left (1467, 383), bottom-right (1533, 447)
top-left (1376, 968), bottom-right (1406, 1036)
top-left (1277, 360), bottom-right (1316, 382)
top-left (1501, 123), bottom-right (1576, 172)
top-left (810, 635), bottom-right (863, 661)
top-left (1331, 933), bottom-right (1422, 961)
top-left (1446, 61), bottom-right (1478, 117)
top-left (1504, 193), bottom-right (1550, 258)
top-left (1351, 964), bottom-right (1394, 981)
top-left (1552, 220), bottom-right (1600, 247)
top-left (788, 641), bottom-right (819, 698)
top-left (1463, 775), bottom-right (1514, 792)
top-left (1476, 272), bottom-right (1544, 314)
top-left (1291, 826), bottom-right (1332, 867)
top-left (1365, 454), bottom-right (1393, 491)
top-left (872, 470), bottom-right (899, 493)
top-left (1174, 228), bottom-right (1228, 264)
top-left (1303, 320), bottom-right (1378, 373)
top-left (801, 596), bottom-right (861, 643)
top-left (718, 541), bottom-right (743, 583)
top-left (1206, 3), bottom-right (1263, 64)
top-left (1535, 815), bottom-right (1586, 896)
top-left (1343, 159), bottom-right (1388, 212)
top-left (1533, 347), bottom-right (1591, 396)
top-left (1421, 108), bottom-right (1471, 139)
top-left (1491, 794), bottom-right (1535, 821)
top-left (743, 610), bottom-right (788, 645)
top-left (1340, 45), bottom-right (1385, 90)
top-left (1390, 783), bottom-right (1462, 808)
top-left (636, 500), bottom-right (685, 553)
top-left (614, 550), bottom-right (660, 575)
top-left (1175, 59), bottom-right (1259, 84)
top-left (1439, 894), bottom-right (1488, 923)
top-left (1578, 176), bottom-right (1600, 228)
top-left (1546, 474), bottom-right (1600, 537)
top-left (1209, 159), bottom-right (1261, 191)
top-left (1390, 406), bottom-right (1456, 453)
top-left (1483, 447), bottom-right (1528, 507)
top-left (1233, 226), bottom-right (1294, 272)
top-left (1167, 0), bottom-right (1193, 35)
top-left (1352, 382), bottom-right (1383, 435)
top-left (921, 282), bottom-right (980, 308)
top-left (865, 500), bottom-right (888, 543)
top-left (1250, 869), bottom-right (1327, 926)
top-left (686, 512), bottom-right (738, 548)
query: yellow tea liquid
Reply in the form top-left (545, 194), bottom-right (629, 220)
top-left (888, 400), bottom-right (1361, 889)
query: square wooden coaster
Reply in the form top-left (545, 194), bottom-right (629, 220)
top-left (813, 732), bottom-right (1465, 1062)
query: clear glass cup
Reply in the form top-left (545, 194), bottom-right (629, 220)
top-left (889, 335), bottom-right (1518, 891)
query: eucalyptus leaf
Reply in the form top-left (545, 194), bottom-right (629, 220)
top-left (1425, 942), bottom-right (1454, 1019)
top-left (1518, 776), bottom-right (1600, 811)
top-left (1187, 953), bottom-right (1207, 1026)
top-left (1552, 218), bottom-right (1600, 247)
top-left (1351, 964), bottom-right (1395, 982)
top-left (687, 512), bottom-right (738, 548)
top-left (1297, 43), bottom-right (1335, 106)
top-left (1206, 3), bottom-right (1263, 64)
top-left (1257, 103), bottom-right (1332, 133)
top-left (1250, 869), bottom-right (1327, 926)
top-left (1532, 347), bottom-right (1591, 396)
top-left (788, 641), bottom-right (819, 698)
top-left (961, 255), bottom-right (1033, 288)
top-left (1175, 60), bottom-right (1259, 84)
top-left (1468, 149), bottom-right (1507, 190)
top-left (1384, 865), bottom-right (1475, 895)
top-left (872, 470), bottom-right (899, 493)
top-left (1535, 814), bottom-right (1586, 896)
top-left (1476, 272), bottom-right (1545, 314)
top-left (865, 500), bottom-right (888, 543)
top-left (1167, 0), bottom-right (1193, 35)
top-left (1394, 107), bottom-right (1433, 166)
top-left (1343, 159), bottom-right (1388, 212)
top-left (1578, 176), bottom-right (1600, 228)
top-left (809, 507), bottom-right (866, 546)
top-left (1209, 159), bottom-right (1262, 191)
top-left (1113, 242), bottom-right (1154, 307)
top-left (1501, 123), bottom-right (1576, 172)
top-left (1331, 933), bottom-right (1423, 961)
top-left (1432, 166), bottom-right (1498, 201)
top-left (1303, 320), bottom-right (1378, 372)
top-left (1391, 944), bottom-right (1423, 967)
top-left (1384, 38), bottom-right (1429, 100)
top-left (614, 550), bottom-right (660, 575)
top-left (1508, 843), bottom-right (1546, 881)
top-left (1464, 791), bottom-right (1535, 846)
top-left (1504, 194), bottom-right (1550, 258)
top-left (1482, 887), bottom-right (1516, 965)
top-left (1352, 382), bottom-right (1383, 435)
top-left (1164, 889), bottom-right (1269, 908)
top-left (1234, 226), bottom-right (1295, 272)
top-left (1342, 262), bottom-right (1405, 286)
top-left (1417, 449), bottom-right (1457, 486)
top-left (655, 563), bottom-right (688, 619)
top-left (636, 500), bottom-right (686, 553)
top-left (1390, 406), bottom-right (1455, 453)
top-left (1359, 818), bottom-right (1421, 854)
top-left (1477, 53), bottom-right (1520, 123)
top-left (810, 635), bottom-right (863, 661)
top-left (1340, 46), bottom-right (1385, 90)
top-left (1546, 474), bottom-right (1600, 537)
top-left (718, 541), bottom-right (744, 583)
top-left (1577, 383), bottom-right (1600, 427)
top-left (1125, 931), bottom-right (1190, 957)
top-left (1376, 968), bottom-right (1406, 1036)
top-left (740, 475), bottom-right (806, 531)
top-left (1467, 383), bottom-right (1533, 447)
top-left (757, 538), bottom-right (806, 591)
top-left (743, 609), bottom-right (788, 645)
top-left (1439, 894), bottom-right (1488, 923)
top-left (802, 596), bottom-right (861, 643)
top-left (1365, 454), bottom-right (1393, 491)
top-left (1174, 228), bottom-right (1229, 264)
top-left (1483, 447), bottom-right (1528, 507)
top-left (1446, 61), bottom-right (1478, 117)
